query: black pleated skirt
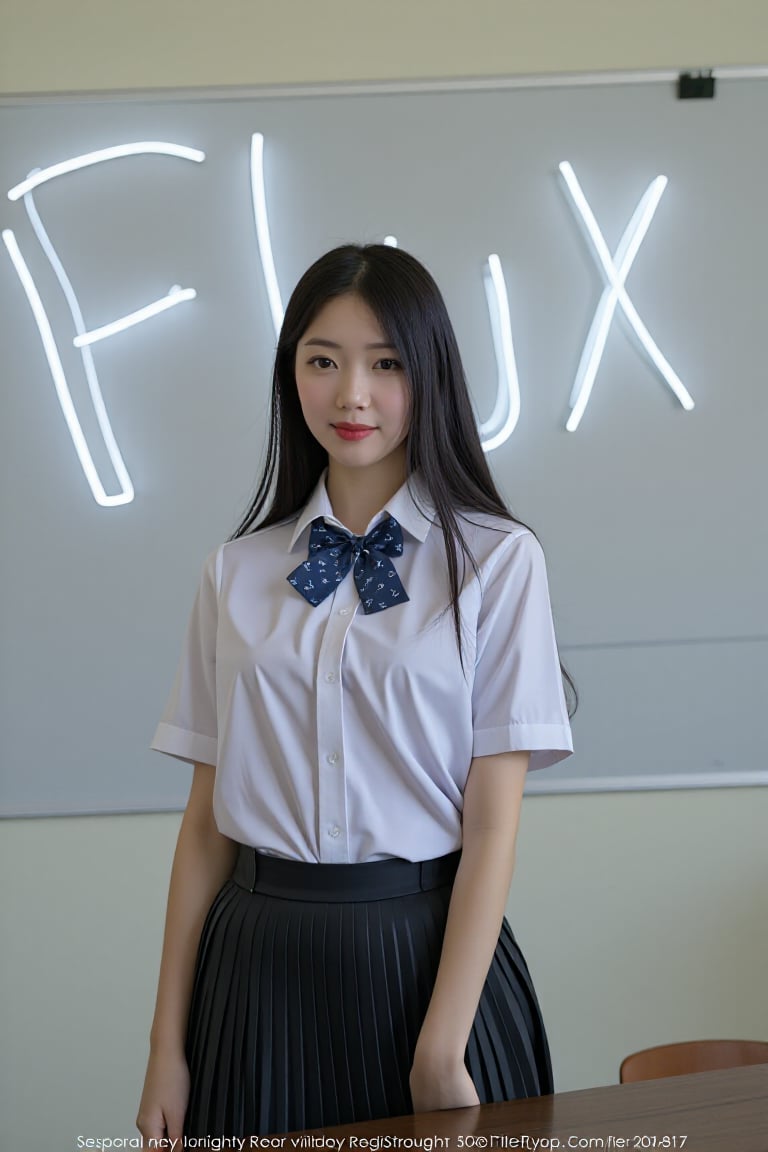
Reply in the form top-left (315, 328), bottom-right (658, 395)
top-left (183, 846), bottom-right (553, 1138)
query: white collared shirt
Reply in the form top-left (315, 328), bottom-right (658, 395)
top-left (151, 470), bottom-right (573, 862)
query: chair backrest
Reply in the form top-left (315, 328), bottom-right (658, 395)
top-left (620, 1039), bottom-right (768, 1083)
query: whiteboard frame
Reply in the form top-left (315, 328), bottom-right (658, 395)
top-left (0, 64), bottom-right (767, 107)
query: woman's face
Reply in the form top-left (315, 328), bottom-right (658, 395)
top-left (294, 293), bottom-right (410, 480)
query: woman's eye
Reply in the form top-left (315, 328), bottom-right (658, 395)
top-left (308, 356), bottom-right (335, 369)
top-left (376, 358), bottom-right (402, 371)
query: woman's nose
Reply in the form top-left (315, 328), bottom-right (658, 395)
top-left (335, 366), bottom-right (370, 407)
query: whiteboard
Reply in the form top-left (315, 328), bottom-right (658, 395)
top-left (1, 75), bottom-right (766, 816)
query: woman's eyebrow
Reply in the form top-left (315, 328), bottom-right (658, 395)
top-left (302, 338), bottom-right (397, 350)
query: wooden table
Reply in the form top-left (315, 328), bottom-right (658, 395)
top-left (275, 1065), bottom-right (768, 1152)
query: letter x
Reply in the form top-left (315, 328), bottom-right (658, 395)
top-left (559, 161), bottom-right (695, 431)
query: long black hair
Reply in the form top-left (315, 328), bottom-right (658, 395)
top-left (230, 243), bottom-right (577, 717)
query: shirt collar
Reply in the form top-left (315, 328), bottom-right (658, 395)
top-left (288, 468), bottom-right (435, 552)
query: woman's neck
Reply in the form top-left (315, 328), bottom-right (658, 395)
top-left (325, 458), bottom-right (408, 535)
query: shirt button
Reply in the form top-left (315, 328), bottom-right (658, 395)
top-left (326, 752), bottom-right (339, 765)
top-left (328, 825), bottom-right (341, 838)
top-left (339, 607), bottom-right (351, 616)
top-left (324, 672), bottom-right (336, 683)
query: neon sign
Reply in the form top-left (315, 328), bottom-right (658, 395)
top-left (250, 133), bottom-right (284, 337)
top-left (73, 287), bottom-right (197, 348)
top-left (558, 161), bottom-right (694, 429)
top-left (3, 142), bottom-right (205, 506)
top-left (3, 136), bottom-right (694, 506)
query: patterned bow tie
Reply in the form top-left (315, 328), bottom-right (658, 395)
top-left (287, 515), bottom-right (409, 614)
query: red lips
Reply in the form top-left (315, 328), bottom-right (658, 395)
top-left (333, 425), bottom-right (376, 441)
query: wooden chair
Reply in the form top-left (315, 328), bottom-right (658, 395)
top-left (620, 1039), bottom-right (768, 1083)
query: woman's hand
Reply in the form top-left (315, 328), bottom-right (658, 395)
top-left (409, 1051), bottom-right (481, 1113)
top-left (136, 1047), bottom-right (190, 1143)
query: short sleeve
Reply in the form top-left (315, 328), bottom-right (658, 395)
top-left (472, 530), bottom-right (573, 771)
top-left (150, 547), bottom-right (222, 767)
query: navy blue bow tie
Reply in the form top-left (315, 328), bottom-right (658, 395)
top-left (287, 515), bottom-right (409, 614)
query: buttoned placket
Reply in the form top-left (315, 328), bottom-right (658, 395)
top-left (314, 559), bottom-right (361, 862)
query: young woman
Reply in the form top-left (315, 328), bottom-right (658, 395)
top-left (136, 243), bottom-right (575, 1142)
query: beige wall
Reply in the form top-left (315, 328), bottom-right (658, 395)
top-left (2, 3), bottom-right (767, 1150)
top-left (1, 0), bottom-right (767, 94)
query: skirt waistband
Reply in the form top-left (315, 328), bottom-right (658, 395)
top-left (232, 845), bottom-right (462, 902)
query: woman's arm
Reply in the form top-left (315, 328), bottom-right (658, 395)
top-left (136, 762), bottom-right (239, 1141)
top-left (410, 749), bottom-right (530, 1112)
